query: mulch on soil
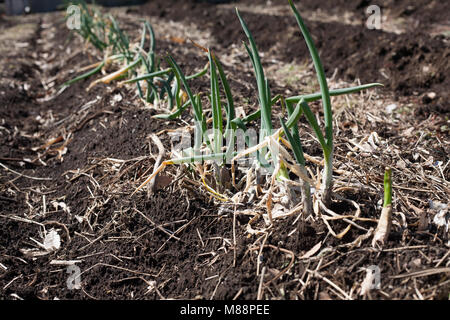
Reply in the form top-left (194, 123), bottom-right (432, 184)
top-left (0, 0), bottom-right (448, 300)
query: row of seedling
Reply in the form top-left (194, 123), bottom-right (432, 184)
top-left (64, 0), bottom-right (208, 116)
top-left (131, 0), bottom-right (383, 221)
top-left (65, 1), bottom-right (387, 234)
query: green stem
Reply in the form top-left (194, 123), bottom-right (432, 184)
top-left (186, 63), bottom-right (209, 80)
top-left (234, 83), bottom-right (382, 128)
top-left (208, 50), bottom-right (223, 156)
top-left (121, 68), bottom-right (171, 84)
top-left (153, 99), bottom-right (191, 120)
top-left (236, 9), bottom-right (272, 138)
top-left (63, 61), bottom-right (105, 87)
top-left (289, 0), bottom-right (332, 149)
top-left (285, 83), bottom-right (383, 105)
top-left (383, 167), bottom-right (392, 207)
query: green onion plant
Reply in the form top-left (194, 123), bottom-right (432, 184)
top-left (285, 0), bottom-right (382, 207)
top-left (372, 167), bottom-right (393, 247)
top-left (233, 3), bottom-right (382, 213)
top-left (64, 1), bottom-right (208, 113)
top-left (236, 8), bottom-right (274, 172)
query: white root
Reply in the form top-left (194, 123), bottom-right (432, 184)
top-left (372, 205), bottom-right (392, 247)
top-left (147, 134), bottom-right (165, 195)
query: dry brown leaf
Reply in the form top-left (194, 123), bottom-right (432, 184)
top-left (299, 241), bottom-right (322, 259)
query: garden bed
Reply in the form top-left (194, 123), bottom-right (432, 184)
top-left (0, 0), bottom-right (448, 300)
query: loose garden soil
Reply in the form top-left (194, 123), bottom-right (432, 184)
top-left (0, 0), bottom-right (449, 300)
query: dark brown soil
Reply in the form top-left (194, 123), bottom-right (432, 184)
top-left (0, 0), bottom-right (449, 301)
